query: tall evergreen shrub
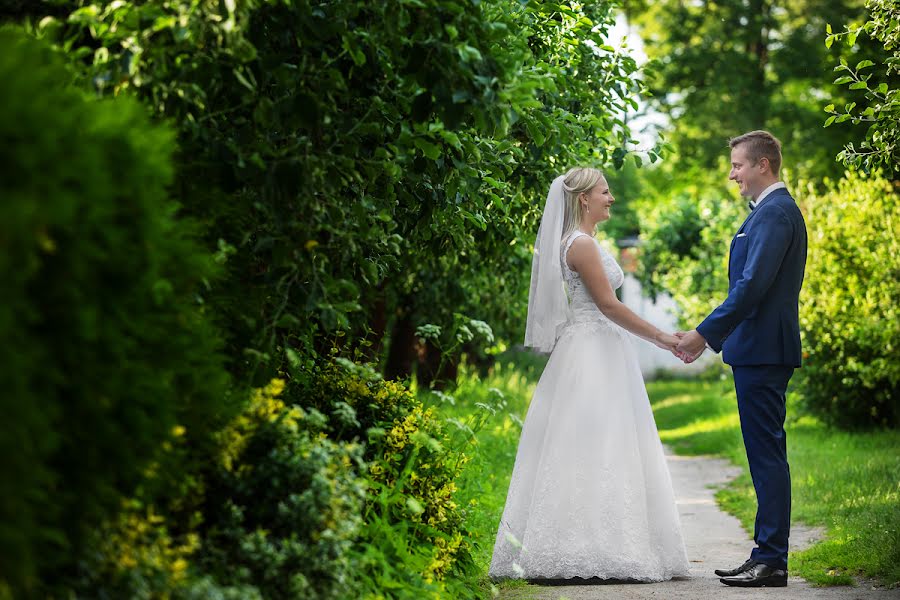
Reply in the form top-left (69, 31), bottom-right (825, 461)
top-left (0, 27), bottom-right (231, 594)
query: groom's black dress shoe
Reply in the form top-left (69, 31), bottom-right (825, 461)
top-left (719, 562), bottom-right (787, 587)
top-left (714, 558), bottom-right (757, 577)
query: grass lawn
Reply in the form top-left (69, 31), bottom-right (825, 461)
top-left (446, 350), bottom-right (900, 593)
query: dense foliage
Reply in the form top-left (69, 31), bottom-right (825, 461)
top-left (4, 0), bottom-right (898, 595)
top-left (631, 167), bottom-right (744, 327)
top-left (0, 27), bottom-right (232, 596)
top-left (797, 173), bottom-right (900, 428)
top-left (626, 0), bottom-right (891, 181)
top-left (29, 355), bottom-right (487, 598)
top-left (626, 0), bottom-right (900, 430)
top-left (22, 0), bottom-right (645, 385)
top-left (2, 1), bottom-right (646, 595)
top-left (824, 0), bottom-right (900, 174)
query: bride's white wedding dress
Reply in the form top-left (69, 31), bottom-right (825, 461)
top-left (489, 230), bottom-right (691, 581)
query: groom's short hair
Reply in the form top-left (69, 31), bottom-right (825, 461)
top-left (730, 130), bottom-right (782, 176)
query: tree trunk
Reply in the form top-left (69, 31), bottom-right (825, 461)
top-left (383, 308), bottom-right (417, 382)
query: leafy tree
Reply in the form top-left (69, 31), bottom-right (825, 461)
top-left (625, 0), bottom-right (888, 181)
top-left (14, 0), bottom-right (644, 385)
top-left (825, 0), bottom-right (900, 174)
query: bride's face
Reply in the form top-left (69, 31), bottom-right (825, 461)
top-left (582, 178), bottom-right (615, 223)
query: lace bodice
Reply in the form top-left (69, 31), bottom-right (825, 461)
top-left (559, 230), bottom-right (625, 337)
top-left (560, 231), bottom-right (624, 307)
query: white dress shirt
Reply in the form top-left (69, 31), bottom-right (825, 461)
top-left (750, 181), bottom-right (786, 209)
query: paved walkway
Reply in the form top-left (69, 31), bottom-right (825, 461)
top-left (497, 447), bottom-right (899, 600)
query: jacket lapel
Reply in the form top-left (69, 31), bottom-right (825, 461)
top-left (736, 188), bottom-right (790, 235)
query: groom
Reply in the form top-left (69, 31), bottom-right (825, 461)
top-left (676, 130), bottom-right (807, 588)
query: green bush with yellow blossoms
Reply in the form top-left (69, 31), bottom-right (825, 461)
top-left (284, 355), bottom-right (481, 596)
top-left (54, 359), bottom-right (483, 599)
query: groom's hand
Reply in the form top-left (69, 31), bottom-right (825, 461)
top-left (675, 329), bottom-right (707, 363)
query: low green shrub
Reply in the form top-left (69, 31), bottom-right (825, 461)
top-left (197, 379), bottom-right (367, 599)
top-left (287, 356), bottom-right (481, 597)
top-left (797, 172), bottom-right (900, 428)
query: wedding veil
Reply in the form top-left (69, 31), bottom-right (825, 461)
top-left (524, 175), bottom-right (572, 353)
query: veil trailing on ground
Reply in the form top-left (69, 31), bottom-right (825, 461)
top-left (524, 175), bottom-right (571, 353)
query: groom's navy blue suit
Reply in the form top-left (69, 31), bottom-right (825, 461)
top-left (696, 186), bottom-right (807, 571)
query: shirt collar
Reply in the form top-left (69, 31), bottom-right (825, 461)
top-left (750, 181), bottom-right (786, 208)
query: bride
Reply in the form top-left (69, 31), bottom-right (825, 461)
top-left (488, 167), bottom-right (691, 582)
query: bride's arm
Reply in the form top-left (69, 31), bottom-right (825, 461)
top-left (567, 237), bottom-right (678, 351)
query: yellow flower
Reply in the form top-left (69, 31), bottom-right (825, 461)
top-left (172, 558), bottom-right (188, 575)
top-left (267, 378), bottom-right (286, 396)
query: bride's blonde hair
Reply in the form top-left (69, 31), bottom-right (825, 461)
top-left (561, 166), bottom-right (606, 242)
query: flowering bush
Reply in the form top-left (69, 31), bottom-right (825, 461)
top-left (197, 379), bottom-right (368, 599)
top-left (287, 356), bottom-right (480, 597)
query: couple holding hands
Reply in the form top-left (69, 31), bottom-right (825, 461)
top-left (490, 130), bottom-right (807, 588)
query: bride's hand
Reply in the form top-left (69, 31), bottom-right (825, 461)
top-left (652, 331), bottom-right (680, 352)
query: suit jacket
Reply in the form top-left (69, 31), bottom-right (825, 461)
top-left (696, 188), bottom-right (807, 367)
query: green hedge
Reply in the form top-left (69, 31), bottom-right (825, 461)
top-left (797, 173), bottom-right (900, 428)
top-left (21, 0), bottom-right (643, 382)
top-left (0, 28), bottom-right (231, 595)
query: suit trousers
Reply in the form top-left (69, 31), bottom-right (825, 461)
top-left (731, 365), bottom-right (794, 570)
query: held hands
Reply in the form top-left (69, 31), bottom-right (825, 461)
top-left (674, 329), bottom-right (708, 364)
top-left (652, 329), bottom-right (708, 364)
top-left (652, 331), bottom-right (684, 357)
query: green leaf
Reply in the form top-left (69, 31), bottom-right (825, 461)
top-left (438, 129), bottom-right (462, 149)
top-left (458, 208), bottom-right (486, 230)
top-left (406, 497), bottom-right (424, 515)
top-left (524, 118), bottom-right (546, 146)
top-left (341, 34), bottom-right (366, 66)
top-left (856, 60), bottom-right (875, 70)
top-left (824, 115), bottom-right (836, 127)
top-left (413, 138), bottom-right (441, 160)
top-left (233, 68), bottom-right (255, 92)
top-left (849, 81), bottom-right (868, 90)
top-left (285, 347), bottom-right (301, 368)
top-left (612, 147), bottom-right (626, 170)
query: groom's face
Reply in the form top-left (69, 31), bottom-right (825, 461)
top-left (728, 144), bottom-right (759, 198)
